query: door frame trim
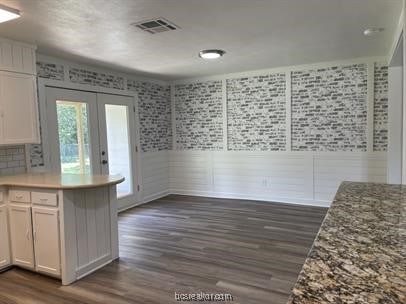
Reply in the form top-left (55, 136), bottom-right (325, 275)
top-left (35, 78), bottom-right (143, 204)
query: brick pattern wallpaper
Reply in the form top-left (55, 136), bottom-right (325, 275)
top-left (36, 61), bottom-right (65, 81)
top-left (26, 59), bottom-right (390, 173)
top-left (174, 81), bottom-right (223, 150)
top-left (373, 63), bottom-right (388, 152)
top-left (291, 64), bottom-right (368, 151)
top-left (30, 144), bottom-right (44, 168)
top-left (227, 73), bottom-right (286, 151)
top-left (0, 146), bottom-right (26, 175)
top-left (69, 67), bottom-right (125, 90)
top-left (127, 80), bottom-right (172, 152)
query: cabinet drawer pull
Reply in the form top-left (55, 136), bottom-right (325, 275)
top-left (39, 198), bottom-right (48, 202)
top-left (26, 229), bottom-right (30, 240)
top-left (16, 195), bottom-right (23, 199)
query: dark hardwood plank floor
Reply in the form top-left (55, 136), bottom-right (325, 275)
top-left (0, 195), bottom-right (327, 304)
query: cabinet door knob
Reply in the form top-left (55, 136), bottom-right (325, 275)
top-left (101, 160), bottom-right (108, 165)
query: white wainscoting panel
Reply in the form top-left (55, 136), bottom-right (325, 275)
top-left (140, 151), bottom-right (170, 203)
top-left (168, 151), bottom-right (387, 207)
top-left (313, 153), bottom-right (387, 202)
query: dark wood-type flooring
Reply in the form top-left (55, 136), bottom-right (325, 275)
top-left (0, 195), bottom-right (327, 304)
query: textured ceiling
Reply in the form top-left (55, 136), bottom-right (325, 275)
top-left (0, 0), bottom-right (402, 80)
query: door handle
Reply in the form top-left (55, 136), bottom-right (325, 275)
top-left (101, 160), bottom-right (108, 165)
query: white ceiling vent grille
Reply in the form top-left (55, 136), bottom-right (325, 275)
top-left (132, 18), bottom-right (179, 34)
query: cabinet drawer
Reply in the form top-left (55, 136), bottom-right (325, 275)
top-left (32, 192), bottom-right (58, 207)
top-left (9, 190), bottom-right (30, 203)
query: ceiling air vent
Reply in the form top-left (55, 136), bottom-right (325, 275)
top-left (132, 18), bottom-right (179, 34)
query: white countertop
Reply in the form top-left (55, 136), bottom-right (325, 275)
top-left (0, 173), bottom-right (124, 189)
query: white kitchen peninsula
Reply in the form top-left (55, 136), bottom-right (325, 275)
top-left (0, 173), bottom-right (124, 285)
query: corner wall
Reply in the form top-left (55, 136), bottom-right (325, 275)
top-left (170, 58), bottom-right (388, 206)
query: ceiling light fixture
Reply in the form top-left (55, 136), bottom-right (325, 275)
top-left (199, 49), bottom-right (226, 59)
top-left (0, 4), bottom-right (20, 23)
top-left (363, 27), bottom-right (384, 36)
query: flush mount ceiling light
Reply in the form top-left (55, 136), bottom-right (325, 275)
top-left (199, 49), bottom-right (226, 59)
top-left (363, 27), bottom-right (385, 36)
top-left (0, 4), bottom-right (20, 23)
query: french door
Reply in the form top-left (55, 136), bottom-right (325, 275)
top-left (45, 87), bottom-right (139, 208)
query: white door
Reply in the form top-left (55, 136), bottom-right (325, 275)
top-left (46, 87), bottom-right (101, 174)
top-left (97, 93), bottom-right (138, 209)
top-left (32, 207), bottom-right (61, 276)
top-left (45, 87), bottom-right (139, 208)
top-left (0, 72), bottom-right (39, 144)
top-left (9, 204), bottom-right (35, 269)
top-left (0, 205), bottom-right (11, 268)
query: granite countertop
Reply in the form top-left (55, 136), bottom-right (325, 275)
top-left (0, 173), bottom-right (124, 189)
top-left (288, 182), bottom-right (405, 304)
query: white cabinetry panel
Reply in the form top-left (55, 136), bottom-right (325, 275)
top-left (0, 72), bottom-right (39, 144)
top-left (9, 204), bottom-right (35, 269)
top-left (0, 204), bottom-right (11, 268)
top-left (32, 207), bottom-right (61, 276)
top-left (0, 38), bottom-right (36, 75)
top-left (32, 192), bottom-right (58, 207)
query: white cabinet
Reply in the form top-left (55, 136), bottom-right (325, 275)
top-left (0, 72), bottom-right (40, 144)
top-left (9, 204), bottom-right (35, 269)
top-left (0, 37), bottom-right (39, 145)
top-left (32, 207), bottom-right (60, 276)
top-left (0, 38), bottom-right (36, 75)
top-left (0, 204), bottom-right (11, 269)
top-left (8, 191), bottom-right (61, 277)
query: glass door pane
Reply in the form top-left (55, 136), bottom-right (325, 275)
top-left (56, 101), bottom-right (92, 174)
top-left (104, 104), bottom-right (132, 198)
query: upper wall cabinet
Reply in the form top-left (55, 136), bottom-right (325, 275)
top-left (0, 38), bottom-right (39, 145)
top-left (0, 38), bottom-right (36, 75)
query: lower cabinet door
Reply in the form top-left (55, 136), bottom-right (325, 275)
top-left (32, 207), bottom-right (61, 276)
top-left (0, 205), bottom-right (11, 268)
top-left (9, 205), bottom-right (35, 269)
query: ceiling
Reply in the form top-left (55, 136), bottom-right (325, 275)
top-left (0, 0), bottom-right (402, 80)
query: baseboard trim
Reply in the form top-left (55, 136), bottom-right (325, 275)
top-left (168, 189), bottom-right (331, 207)
top-left (142, 190), bottom-right (171, 205)
top-left (118, 190), bottom-right (171, 213)
top-left (132, 189), bottom-right (331, 209)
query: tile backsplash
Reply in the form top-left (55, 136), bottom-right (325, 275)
top-left (0, 146), bottom-right (26, 175)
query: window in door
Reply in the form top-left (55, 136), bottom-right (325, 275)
top-left (56, 101), bottom-right (91, 174)
top-left (104, 104), bottom-right (133, 198)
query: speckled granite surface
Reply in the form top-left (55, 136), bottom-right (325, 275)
top-left (288, 182), bottom-right (405, 304)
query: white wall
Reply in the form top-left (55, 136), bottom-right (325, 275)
top-left (140, 151), bottom-right (170, 203)
top-left (32, 54), bottom-right (390, 207)
top-left (168, 151), bottom-right (386, 207)
top-left (388, 66), bottom-right (403, 183)
top-left (166, 57), bottom-right (389, 207)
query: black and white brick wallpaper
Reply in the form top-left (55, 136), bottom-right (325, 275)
top-left (373, 63), bottom-right (388, 152)
top-left (69, 67), bottom-right (125, 90)
top-left (127, 80), bottom-right (172, 152)
top-left (36, 61), bottom-right (65, 81)
top-left (291, 64), bottom-right (368, 151)
top-left (30, 144), bottom-right (44, 168)
top-left (174, 81), bottom-right (223, 150)
top-left (24, 58), bottom-right (390, 174)
top-left (227, 74), bottom-right (286, 150)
